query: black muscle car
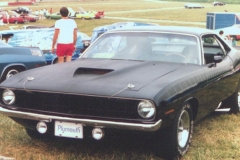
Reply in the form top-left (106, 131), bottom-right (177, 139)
top-left (0, 26), bottom-right (240, 159)
top-left (11, 6), bottom-right (30, 14)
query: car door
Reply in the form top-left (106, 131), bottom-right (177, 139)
top-left (199, 34), bottom-right (238, 115)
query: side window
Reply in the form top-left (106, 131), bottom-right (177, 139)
top-left (202, 34), bottom-right (227, 64)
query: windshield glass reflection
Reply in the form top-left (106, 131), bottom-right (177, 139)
top-left (82, 32), bottom-right (200, 64)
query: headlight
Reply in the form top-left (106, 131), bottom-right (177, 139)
top-left (138, 100), bottom-right (156, 118)
top-left (2, 89), bottom-right (15, 105)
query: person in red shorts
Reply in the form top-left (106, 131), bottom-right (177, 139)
top-left (51, 7), bottom-right (77, 63)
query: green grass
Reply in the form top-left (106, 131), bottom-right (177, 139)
top-left (1, 0), bottom-right (240, 159)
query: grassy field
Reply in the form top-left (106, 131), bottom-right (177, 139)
top-left (1, 0), bottom-right (240, 160)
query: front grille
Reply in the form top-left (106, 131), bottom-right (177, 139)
top-left (11, 90), bottom-right (141, 120)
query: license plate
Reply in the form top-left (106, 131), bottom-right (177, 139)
top-left (54, 121), bottom-right (83, 139)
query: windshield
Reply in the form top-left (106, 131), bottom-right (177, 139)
top-left (82, 32), bottom-right (200, 64)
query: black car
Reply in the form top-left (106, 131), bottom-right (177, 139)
top-left (11, 6), bottom-right (30, 14)
top-left (213, 1), bottom-right (225, 6)
top-left (0, 26), bottom-right (240, 159)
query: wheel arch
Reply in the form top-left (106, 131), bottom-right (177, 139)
top-left (51, 57), bottom-right (58, 64)
top-left (0, 64), bottom-right (27, 79)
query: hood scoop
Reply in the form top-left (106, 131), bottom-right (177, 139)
top-left (73, 68), bottom-right (113, 77)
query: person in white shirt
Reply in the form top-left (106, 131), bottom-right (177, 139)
top-left (5, 11), bottom-right (9, 24)
top-left (39, 9), bottom-right (43, 19)
top-left (35, 10), bottom-right (39, 16)
top-left (51, 7), bottom-right (77, 63)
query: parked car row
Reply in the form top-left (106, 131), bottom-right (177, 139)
top-left (0, 8), bottom-right (38, 24)
top-left (45, 7), bottom-right (104, 20)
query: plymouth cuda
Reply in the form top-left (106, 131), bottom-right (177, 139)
top-left (0, 26), bottom-right (240, 158)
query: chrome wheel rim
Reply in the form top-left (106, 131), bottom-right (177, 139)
top-left (6, 69), bottom-right (18, 79)
top-left (177, 110), bottom-right (190, 148)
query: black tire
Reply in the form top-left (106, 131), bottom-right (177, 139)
top-left (1, 67), bottom-right (23, 83)
top-left (155, 103), bottom-right (193, 159)
top-left (14, 20), bottom-right (18, 24)
top-left (81, 17), bottom-right (85, 20)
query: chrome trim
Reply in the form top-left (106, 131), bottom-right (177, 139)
top-left (0, 107), bottom-right (162, 131)
top-left (0, 87), bottom-right (150, 101)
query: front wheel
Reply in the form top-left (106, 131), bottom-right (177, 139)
top-left (155, 103), bottom-right (193, 159)
top-left (1, 67), bottom-right (23, 82)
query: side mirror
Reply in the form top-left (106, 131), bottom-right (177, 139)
top-left (214, 55), bottom-right (223, 63)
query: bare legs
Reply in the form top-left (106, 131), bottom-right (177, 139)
top-left (57, 56), bottom-right (72, 63)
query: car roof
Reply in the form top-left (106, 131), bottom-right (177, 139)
top-left (0, 28), bottom-right (55, 34)
top-left (106, 26), bottom-right (214, 37)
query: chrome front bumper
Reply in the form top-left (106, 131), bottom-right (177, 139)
top-left (0, 107), bottom-right (162, 131)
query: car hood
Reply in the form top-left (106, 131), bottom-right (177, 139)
top-left (1, 58), bottom-right (201, 98)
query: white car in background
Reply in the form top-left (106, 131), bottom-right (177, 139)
top-left (185, 3), bottom-right (204, 9)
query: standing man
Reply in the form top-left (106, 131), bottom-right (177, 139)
top-left (5, 11), bottom-right (9, 24)
top-left (51, 7), bottom-right (77, 63)
top-left (39, 9), bottom-right (43, 19)
top-left (35, 10), bottom-right (39, 16)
